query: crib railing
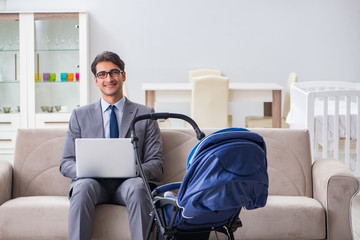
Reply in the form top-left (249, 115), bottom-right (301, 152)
top-left (288, 82), bottom-right (360, 176)
top-left (314, 92), bottom-right (359, 174)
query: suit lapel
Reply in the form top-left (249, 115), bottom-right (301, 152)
top-left (119, 98), bottom-right (138, 138)
top-left (88, 100), bottom-right (104, 138)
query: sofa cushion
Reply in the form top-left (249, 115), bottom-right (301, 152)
top-left (13, 129), bottom-right (70, 198)
top-left (253, 129), bottom-right (312, 197)
top-left (0, 196), bottom-right (69, 239)
top-left (0, 196), bottom-right (131, 240)
top-left (160, 129), bottom-right (201, 183)
top-left (232, 196), bottom-right (326, 239)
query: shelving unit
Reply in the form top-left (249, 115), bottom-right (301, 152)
top-left (0, 11), bottom-right (89, 163)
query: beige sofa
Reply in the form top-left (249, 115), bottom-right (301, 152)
top-left (0, 128), bottom-right (358, 240)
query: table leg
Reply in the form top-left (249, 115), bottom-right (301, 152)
top-left (145, 90), bottom-right (155, 108)
top-left (272, 90), bottom-right (281, 128)
top-left (264, 102), bottom-right (272, 116)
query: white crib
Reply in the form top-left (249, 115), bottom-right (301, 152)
top-left (287, 81), bottom-right (360, 176)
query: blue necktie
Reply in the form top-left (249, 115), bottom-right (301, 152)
top-left (109, 105), bottom-right (119, 138)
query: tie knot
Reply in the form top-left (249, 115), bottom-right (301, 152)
top-left (110, 105), bottom-right (116, 111)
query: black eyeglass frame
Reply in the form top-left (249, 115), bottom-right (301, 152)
top-left (95, 69), bottom-right (124, 79)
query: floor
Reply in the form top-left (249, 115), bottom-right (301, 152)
top-left (352, 194), bottom-right (360, 240)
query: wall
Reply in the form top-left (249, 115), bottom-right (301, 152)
top-left (6, 0), bottom-right (360, 126)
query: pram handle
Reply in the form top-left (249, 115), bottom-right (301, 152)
top-left (130, 113), bottom-right (205, 238)
top-left (130, 112), bottom-right (205, 140)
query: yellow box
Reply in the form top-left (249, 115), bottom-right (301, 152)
top-left (35, 73), bottom-right (42, 82)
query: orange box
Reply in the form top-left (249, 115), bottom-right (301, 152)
top-left (67, 73), bottom-right (74, 82)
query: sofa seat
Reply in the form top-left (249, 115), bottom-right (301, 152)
top-left (0, 196), bottom-right (69, 239)
top-left (0, 196), bottom-right (131, 240)
top-left (234, 196), bottom-right (325, 239)
top-left (0, 195), bottom-right (325, 240)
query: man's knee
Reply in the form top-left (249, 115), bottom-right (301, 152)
top-left (124, 178), bottom-right (148, 202)
top-left (71, 178), bottom-right (101, 202)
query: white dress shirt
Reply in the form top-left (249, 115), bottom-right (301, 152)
top-left (100, 97), bottom-right (125, 138)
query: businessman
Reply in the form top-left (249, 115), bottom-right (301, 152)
top-left (60, 51), bottom-right (164, 240)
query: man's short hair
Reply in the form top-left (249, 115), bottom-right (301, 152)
top-left (91, 51), bottom-right (125, 76)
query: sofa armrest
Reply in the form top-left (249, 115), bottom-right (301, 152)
top-left (312, 158), bottom-right (359, 240)
top-left (0, 160), bottom-right (12, 205)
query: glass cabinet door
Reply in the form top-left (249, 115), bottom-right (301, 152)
top-left (34, 13), bottom-right (80, 114)
top-left (0, 12), bottom-right (88, 162)
top-left (0, 14), bottom-right (20, 116)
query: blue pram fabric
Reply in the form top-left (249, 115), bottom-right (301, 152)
top-left (156, 128), bottom-right (268, 232)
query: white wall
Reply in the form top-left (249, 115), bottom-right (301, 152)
top-left (6, 0), bottom-right (360, 126)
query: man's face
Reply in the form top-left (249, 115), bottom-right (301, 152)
top-left (94, 61), bottom-right (126, 103)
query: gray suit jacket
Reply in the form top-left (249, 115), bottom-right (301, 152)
top-left (60, 98), bottom-right (164, 186)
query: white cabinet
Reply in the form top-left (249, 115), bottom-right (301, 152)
top-left (0, 11), bottom-right (89, 162)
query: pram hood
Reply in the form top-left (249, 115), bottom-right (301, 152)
top-left (177, 128), bottom-right (268, 219)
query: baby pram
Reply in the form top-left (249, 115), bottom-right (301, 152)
top-left (130, 113), bottom-right (268, 240)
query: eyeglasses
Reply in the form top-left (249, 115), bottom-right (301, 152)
top-left (95, 69), bottom-right (123, 79)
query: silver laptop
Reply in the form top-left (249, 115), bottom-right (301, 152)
top-left (75, 138), bottom-right (137, 178)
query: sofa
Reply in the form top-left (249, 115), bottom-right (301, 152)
top-left (0, 128), bottom-right (358, 239)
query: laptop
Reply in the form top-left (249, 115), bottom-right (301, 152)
top-left (75, 138), bottom-right (137, 178)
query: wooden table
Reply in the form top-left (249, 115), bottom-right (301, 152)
top-left (143, 82), bottom-right (284, 128)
